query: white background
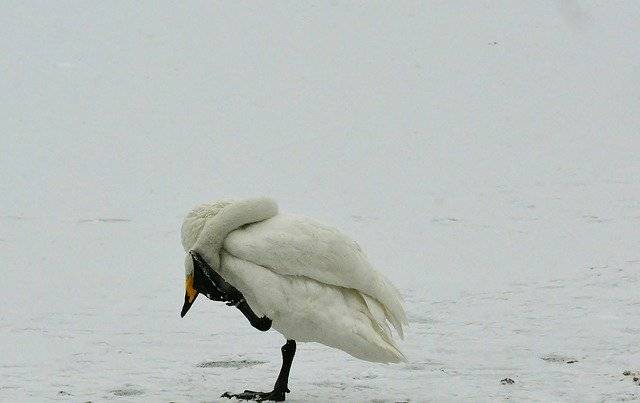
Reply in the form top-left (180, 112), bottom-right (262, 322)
top-left (1, 2), bottom-right (639, 401)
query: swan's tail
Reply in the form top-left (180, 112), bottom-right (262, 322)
top-left (361, 292), bottom-right (408, 363)
top-left (370, 272), bottom-right (408, 340)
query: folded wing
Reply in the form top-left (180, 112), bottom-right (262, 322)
top-left (223, 214), bottom-right (407, 338)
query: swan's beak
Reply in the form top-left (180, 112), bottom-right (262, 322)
top-left (181, 274), bottom-right (198, 317)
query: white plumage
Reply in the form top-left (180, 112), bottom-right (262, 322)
top-left (181, 197), bottom-right (407, 364)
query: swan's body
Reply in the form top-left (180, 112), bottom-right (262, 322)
top-left (180, 197), bottom-right (407, 400)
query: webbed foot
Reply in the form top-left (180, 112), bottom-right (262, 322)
top-left (221, 388), bottom-right (289, 401)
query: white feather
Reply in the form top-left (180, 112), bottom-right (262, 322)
top-left (185, 197), bottom-right (408, 363)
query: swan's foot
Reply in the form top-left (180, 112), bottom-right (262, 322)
top-left (221, 340), bottom-right (295, 402)
top-left (221, 388), bottom-right (289, 401)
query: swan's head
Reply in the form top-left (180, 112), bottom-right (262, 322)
top-left (180, 200), bottom-right (232, 253)
top-left (180, 200), bottom-right (232, 317)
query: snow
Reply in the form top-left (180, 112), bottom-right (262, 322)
top-left (1, 1), bottom-right (639, 401)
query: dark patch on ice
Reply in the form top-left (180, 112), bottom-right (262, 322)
top-left (352, 383), bottom-right (375, 390)
top-left (110, 385), bottom-right (144, 397)
top-left (57, 390), bottom-right (72, 396)
top-left (540, 354), bottom-right (578, 364)
top-left (622, 370), bottom-right (640, 386)
top-left (510, 215), bottom-right (540, 222)
top-left (500, 378), bottom-right (515, 385)
top-left (583, 214), bottom-right (612, 223)
top-left (539, 284), bottom-right (565, 290)
top-left (601, 391), bottom-right (640, 401)
top-left (403, 359), bottom-right (445, 371)
top-left (404, 363), bottom-right (426, 371)
top-left (312, 380), bottom-right (347, 390)
top-left (0, 215), bottom-right (28, 221)
top-left (431, 217), bottom-right (461, 224)
top-left (77, 217), bottom-right (132, 224)
top-left (196, 359), bottom-right (266, 369)
top-left (429, 298), bottom-right (457, 305)
top-left (408, 314), bottom-right (434, 325)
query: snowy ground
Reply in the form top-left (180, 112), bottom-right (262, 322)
top-left (2, 2), bottom-right (640, 402)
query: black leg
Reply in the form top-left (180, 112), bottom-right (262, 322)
top-left (222, 340), bottom-right (297, 402)
top-left (235, 300), bottom-right (272, 331)
top-left (273, 339), bottom-right (296, 395)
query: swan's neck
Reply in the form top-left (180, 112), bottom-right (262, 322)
top-left (192, 197), bottom-right (278, 269)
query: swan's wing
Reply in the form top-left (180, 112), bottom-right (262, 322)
top-left (223, 214), bottom-right (407, 336)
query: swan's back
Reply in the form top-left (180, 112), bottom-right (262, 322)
top-left (223, 214), bottom-right (408, 339)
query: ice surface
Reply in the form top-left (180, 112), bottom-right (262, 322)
top-left (1, 2), bottom-right (639, 401)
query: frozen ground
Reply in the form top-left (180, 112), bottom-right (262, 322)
top-left (2, 2), bottom-right (640, 402)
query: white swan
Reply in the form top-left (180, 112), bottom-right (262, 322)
top-left (180, 197), bottom-right (407, 401)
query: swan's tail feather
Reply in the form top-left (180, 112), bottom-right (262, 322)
top-left (372, 273), bottom-right (408, 339)
top-left (361, 293), bottom-right (407, 363)
top-left (362, 293), bottom-right (392, 339)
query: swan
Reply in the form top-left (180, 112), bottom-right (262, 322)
top-left (180, 197), bottom-right (407, 401)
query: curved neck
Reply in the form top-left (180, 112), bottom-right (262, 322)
top-left (192, 197), bottom-right (278, 269)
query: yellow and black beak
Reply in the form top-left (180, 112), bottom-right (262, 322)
top-left (181, 273), bottom-right (199, 317)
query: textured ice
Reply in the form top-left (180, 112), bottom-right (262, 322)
top-left (1, 2), bottom-right (640, 402)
